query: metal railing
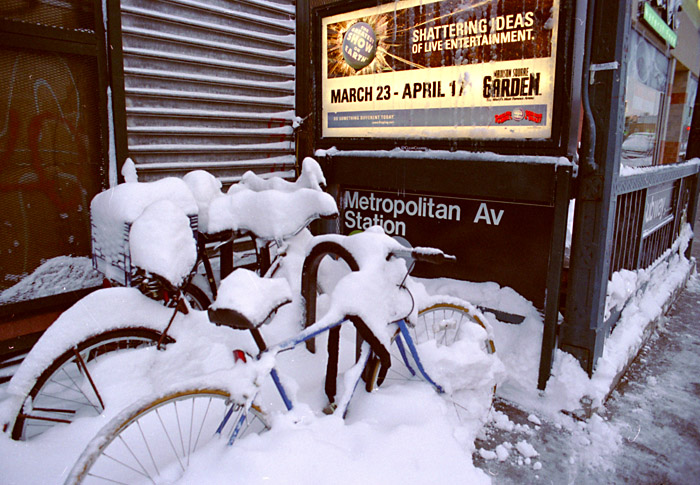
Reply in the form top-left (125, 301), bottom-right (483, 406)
top-left (610, 162), bottom-right (699, 278)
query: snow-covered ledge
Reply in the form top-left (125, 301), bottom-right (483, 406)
top-left (546, 224), bottom-right (696, 418)
top-left (316, 146), bottom-right (573, 166)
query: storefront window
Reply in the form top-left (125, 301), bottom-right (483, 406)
top-left (622, 30), bottom-right (669, 167)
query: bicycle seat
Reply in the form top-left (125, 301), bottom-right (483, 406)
top-left (208, 269), bottom-right (292, 329)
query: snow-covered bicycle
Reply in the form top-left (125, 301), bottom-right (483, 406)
top-left (64, 227), bottom-right (500, 484)
top-left (2, 158), bottom-right (337, 441)
top-left (3, 158), bottom-right (500, 478)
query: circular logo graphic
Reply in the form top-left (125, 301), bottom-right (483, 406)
top-left (342, 22), bottom-right (377, 71)
top-left (512, 108), bottom-right (525, 121)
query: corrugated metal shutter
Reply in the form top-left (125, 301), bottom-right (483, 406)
top-left (119, 0), bottom-right (296, 183)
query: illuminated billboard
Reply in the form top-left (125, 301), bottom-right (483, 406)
top-left (321, 0), bottom-right (560, 140)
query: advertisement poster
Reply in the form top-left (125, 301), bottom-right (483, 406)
top-left (322, 0), bottom-right (559, 140)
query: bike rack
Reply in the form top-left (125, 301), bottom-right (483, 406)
top-left (301, 240), bottom-right (392, 404)
top-left (300, 240), bottom-right (359, 353)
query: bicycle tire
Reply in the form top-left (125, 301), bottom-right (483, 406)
top-left (365, 300), bottom-right (498, 423)
top-left (410, 301), bottom-right (496, 356)
top-left (182, 282), bottom-right (211, 310)
top-left (11, 328), bottom-right (174, 441)
top-left (67, 387), bottom-right (268, 484)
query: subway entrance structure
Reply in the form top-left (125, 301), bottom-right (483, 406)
top-left (295, 0), bottom-right (700, 392)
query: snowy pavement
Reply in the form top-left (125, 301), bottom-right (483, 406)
top-left (473, 231), bottom-right (700, 483)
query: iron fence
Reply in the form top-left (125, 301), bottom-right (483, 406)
top-left (611, 163), bottom-right (699, 278)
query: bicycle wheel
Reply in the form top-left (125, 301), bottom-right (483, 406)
top-left (67, 388), bottom-right (268, 484)
top-left (11, 328), bottom-right (173, 441)
top-left (182, 282), bottom-right (211, 311)
top-left (365, 300), bottom-right (498, 423)
top-left (410, 302), bottom-right (496, 357)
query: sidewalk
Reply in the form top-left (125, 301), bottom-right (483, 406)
top-left (474, 223), bottom-right (700, 483)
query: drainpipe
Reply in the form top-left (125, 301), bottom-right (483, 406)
top-left (580, 0), bottom-right (597, 174)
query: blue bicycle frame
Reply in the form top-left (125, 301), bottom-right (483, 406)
top-left (221, 317), bottom-right (443, 445)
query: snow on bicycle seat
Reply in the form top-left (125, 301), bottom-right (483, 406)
top-left (205, 158), bottom-right (339, 240)
top-left (208, 269), bottom-right (292, 329)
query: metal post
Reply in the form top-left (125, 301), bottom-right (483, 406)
top-left (560, 0), bottom-right (632, 376)
top-left (105, 0), bottom-right (129, 183)
top-left (537, 165), bottom-right (572, 389)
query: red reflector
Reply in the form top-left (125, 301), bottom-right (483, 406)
top-left (233, 350), bottom-right (247, 363)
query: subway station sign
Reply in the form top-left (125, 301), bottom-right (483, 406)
top-left (340, 187), bottom-right (555, 306)
top-left (322, 0), bottom-right (560, 140)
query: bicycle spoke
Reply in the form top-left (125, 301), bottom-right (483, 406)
top-left (191, 397), bottom-right (215, 455)
top-left (422, 313), bottom-right (431, 341)
top-left (104, 434), bottom-right (154, 483)
top-left (44, 372), bottom-right (83, 395)
top-left (42, 365), bottom-right (101, 414)
top-left (187, 398), bottom-right (196, 463)
top-left (52, 365), bottom-right (101, 412)
top-left (136, 420), bottom-right (160, 477)
top-left (174, 401), bottom-right (187, 460)
top-left (33, 391), bottom-right (95, 408)
top-left (452, 312), bottom-right (465, 346)
top-left (73, 348), bottom-right (105, 410)
top-left (156, 408), bottom-right (185, 472)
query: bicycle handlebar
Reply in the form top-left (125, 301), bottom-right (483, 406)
top-left (388, 247), bottom-right (456, 265)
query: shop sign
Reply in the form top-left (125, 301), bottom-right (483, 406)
top-left (340, 188), bottom-right (555, 306)
top-left (321, 0), bottom-right (560, 140)
top-left (641, 2), bottom-right (678, 47)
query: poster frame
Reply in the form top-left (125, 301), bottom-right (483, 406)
top-left (310, 0), bottom-right (580, 157)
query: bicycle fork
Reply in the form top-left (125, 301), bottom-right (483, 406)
top-left (395, 319), bottom-right (445, 394)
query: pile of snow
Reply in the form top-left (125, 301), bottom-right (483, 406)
top-left (211, 268), bottom-right (292, 326)
top-left (302, 228), bottom-right (424, 348)
top-left (90, 176), bottom-right (199, 286)
top-left (182, 169), bottom-right (223, 233)
top-left (316, 147), bottom-right (572, 166)
top-left (546, 224), bottom-right (694, 413)
top-left (208, 158), bottom-right (338, 239)
top-left (418, 278), bottom-right (545, 402)
top-left (419, 222), bottom-right (694, 419)
top-left (91, 157), bottom-right (338, 289)
top-left (180, 158), bottom-right (337, 237)
top-left (0, 227), bottom-right (501, 484)
top-left (91, 177), bottom-right (198, 225)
